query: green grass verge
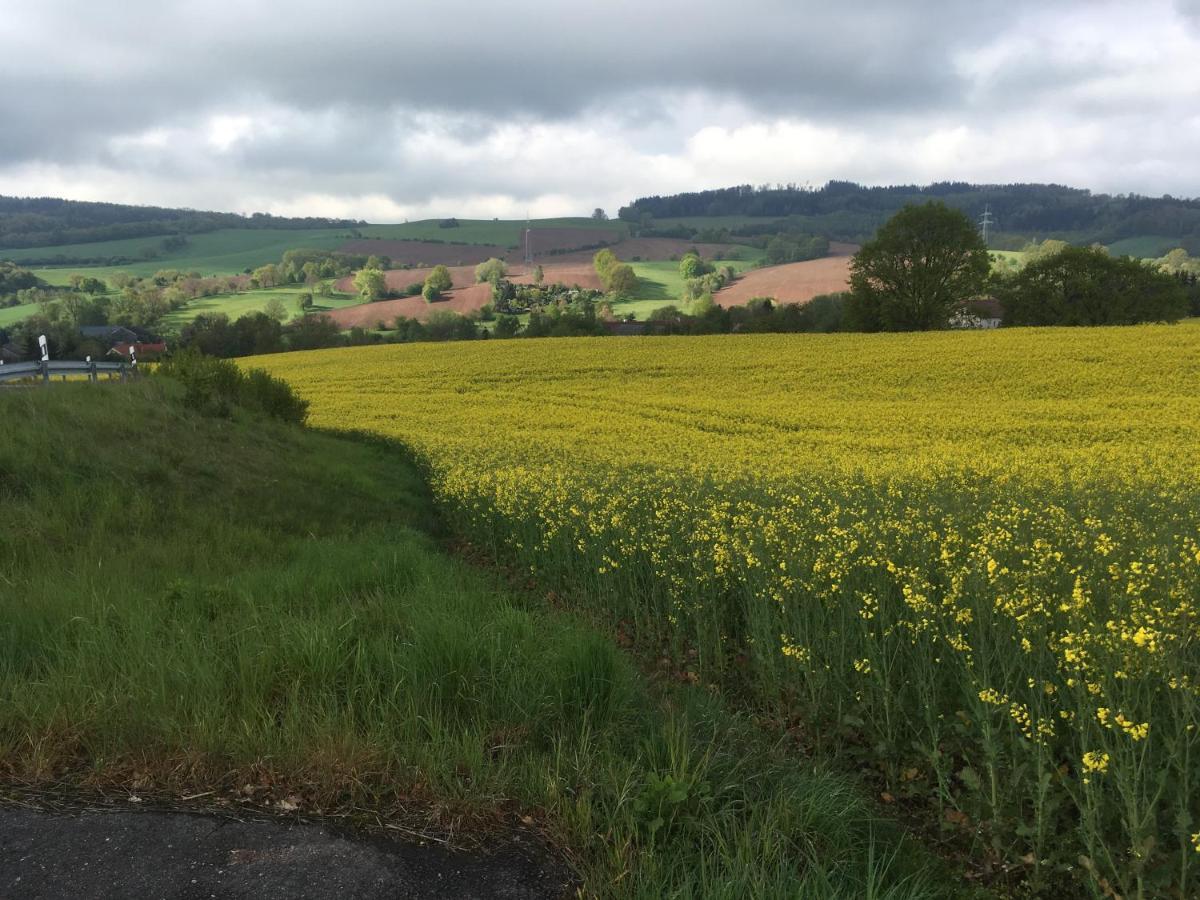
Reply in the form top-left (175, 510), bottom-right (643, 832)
top-left (0, 381), bottom-right (950, 898)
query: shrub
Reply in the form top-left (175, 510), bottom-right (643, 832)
top-left (157, 349), bottom-right (308, 425)
top-left (474, 258), bottom-right (508, 284)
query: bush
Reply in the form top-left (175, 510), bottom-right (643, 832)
top-left (606, 264), bottom-right (639, 296)
top-left (157, 349), bottom-right (308, 425)
top-left (679, 253), bottom-right (713, 280)
top-left (474, 258), bottom-right (507, 284)
top-left (495, 314), bottom-right (520, 338)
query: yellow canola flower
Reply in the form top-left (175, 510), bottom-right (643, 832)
top-left (248, 326), bottom-right (1200, 883)
top-left (1082, 751), bottom-right (1110, 774)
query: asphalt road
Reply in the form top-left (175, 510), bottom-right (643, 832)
top-left (0, 806), bottom-right (572, 899)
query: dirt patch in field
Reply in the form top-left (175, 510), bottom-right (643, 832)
top-left (715, 255), bottom-right (854, 307)
top-left (328, 263), bottom-right (604, 328)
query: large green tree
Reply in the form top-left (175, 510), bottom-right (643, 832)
top-left (846, 202), bottom-right (990, 331)
top-left (997, 246), bottom-right (1189, 326)
top-left (353, 268), bottom-right (386, 301)
top-left (424, 264), bottom-right (453, 295)
top-left (474, 257), bottom-right (507, 284)
top-left (606, 263), bottom-right (639, 296)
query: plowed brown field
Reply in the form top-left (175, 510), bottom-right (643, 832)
top-left (715, 243), bottom-right (857, 307)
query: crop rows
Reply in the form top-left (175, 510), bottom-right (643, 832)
top-left (255, 325), bottom-right (1200, 897)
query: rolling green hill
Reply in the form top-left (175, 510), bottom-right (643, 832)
top-left (8, 227), bottom-right (352, 279)
top-left (356, 217), bottom-right (628, 247)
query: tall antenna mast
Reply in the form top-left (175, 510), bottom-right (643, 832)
top-left (524, 211), bottom-right (533, 265)
top-left (979, 205), bottom-right (994, 246)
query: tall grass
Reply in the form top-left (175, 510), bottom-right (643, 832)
top-left (0, 381), bottom-right (948, 898)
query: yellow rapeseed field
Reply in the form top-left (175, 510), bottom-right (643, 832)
top-left (252, 324), bottom-right (1200, 897)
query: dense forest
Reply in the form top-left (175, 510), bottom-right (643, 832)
top-left (0, 196), bottom-right (364, 250)
top-left (620, 182), bottom-right (1200, 250)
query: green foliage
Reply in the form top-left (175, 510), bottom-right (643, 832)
top-left (764, 233), bottom-right (830, 264)
top-left (593, 248), bottom-right (618, 283)
top-left (353, 267), bottom-right (387, 300)
top-left (494, 314), bottom-right (520, 338)
top-left (996, 245), bottom-right (1190, 326)
top-left (0, 260), bottom-right (42, 298)
top-left (848, 202), bottom-right (991, 331)
top-left (262, 296), bottom-right (288, 322)
top-left (473, 257), bottom-right (507, 284)
top-left (66, 273), bottom-right (106, 294)
top-left (679, 252), bottom-right (713, 280)
top-left (156, 348), bottom-right (308, 424)
top-left (606, 263), bottom-right (639, 296)
top-left (423, 264), bottom-right (453, 299)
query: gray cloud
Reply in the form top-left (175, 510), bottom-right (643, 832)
top-left (0, 0), bottom-right (1197, 216)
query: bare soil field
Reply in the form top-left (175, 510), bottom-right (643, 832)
top-left (715, 247), bottom-right (857, 307)
top-left (329, 263), bottom-right (604, 328)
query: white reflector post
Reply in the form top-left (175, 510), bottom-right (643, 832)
top-left (39, 334), bottom-right (49, 361)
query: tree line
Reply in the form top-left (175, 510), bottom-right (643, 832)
top-left (842, 203), bottom-right (1194, 330)
top-left (0, 195), bottom-right (363, 250)
top-left (620, 181), bottom-right (1200, 250)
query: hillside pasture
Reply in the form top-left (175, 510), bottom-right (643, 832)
top-left (355, 217), bottom-right (628, 247)
top-left (341, 226), bottom-right (622, 267)
top-left (162, 285), bottom-right (360, 327)
top-left (8, 227), bottom-right (352, 280)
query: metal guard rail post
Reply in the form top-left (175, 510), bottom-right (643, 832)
top-left (0, 359), bottom-right (134, 384)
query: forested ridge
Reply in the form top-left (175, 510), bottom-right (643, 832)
top-left (0, 195), bottom-right (364, 249)
top-left (620, 181), bottom-right (1200, 248)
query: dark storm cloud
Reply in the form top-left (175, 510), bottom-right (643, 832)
top-left (0, 0), bottom-right (1197, 213)
top-left (0, 0), bottom-right (1039, 167)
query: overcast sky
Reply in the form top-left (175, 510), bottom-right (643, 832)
top-left (1, 0), bottom-right (1198, 221)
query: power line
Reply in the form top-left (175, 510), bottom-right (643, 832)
top-left (979, 205), bottom-right (995, 246)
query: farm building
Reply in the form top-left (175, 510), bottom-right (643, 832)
top-left (950, 298), bottom-right (1004, 329)
top-left (80, 325), bottom-right (140, 345)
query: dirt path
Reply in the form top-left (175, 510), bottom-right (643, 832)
top-left (0, 805), bottom-right (571, 899)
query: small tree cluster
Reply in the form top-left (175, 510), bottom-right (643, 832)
top-left (593, 249), bottom-right (638, 296)
top-left (474, 257), bottom-right (508, 284)
top-left (423, 265), bottom-right (453, 302)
